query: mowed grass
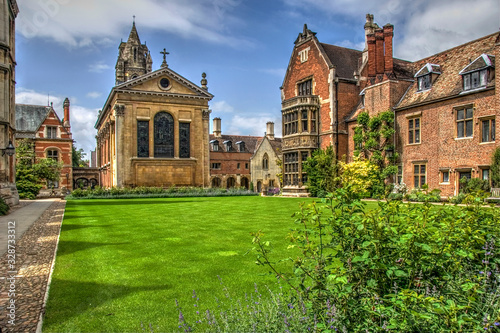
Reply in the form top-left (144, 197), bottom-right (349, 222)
top-left (46, 196), bottom-right (376, 332)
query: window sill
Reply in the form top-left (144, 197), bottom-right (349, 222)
top-left (439, 182), bottom-right (450, 185)
top-left (406, 142), bottom-right (421, 146)
top-left (479, 141), bottom-right (496, 145)
top-left (454, 137), bottom-right (473, 141)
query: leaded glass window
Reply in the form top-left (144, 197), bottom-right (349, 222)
top-left (154, 112), bottom-right (174, 158)
top-left (137, 121), bottom-right (149, 157)
top-left (179, 123), bottom-right (190, 158)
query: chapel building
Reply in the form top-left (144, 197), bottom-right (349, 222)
top-left (95, 22), bottom-right (213, 188)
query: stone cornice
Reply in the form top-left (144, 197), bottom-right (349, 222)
top-left (114, 89), bottom-right (212, 101)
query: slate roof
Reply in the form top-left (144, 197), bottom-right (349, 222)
top-left (15, 104), bottom-right (52, 133)
top-left (320, 43), bottom-right (362, 79)
top-left (396, 32), bottom-right (499, 110)
top-left (209, 134), bottom-right (262, 153)
top-left (269, 138), bottom-right (283, 156)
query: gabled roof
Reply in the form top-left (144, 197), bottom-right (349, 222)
top-left (396, 32), bottom-right (499, 110)
top-left (414, 63), bottom-right (441, 77)
top-left (319, 43), bottom-right (362, 79)
top-left (253, 135), bottom-right (283, 158)
top-left (96, 66), bottom-right (214, 128)
top-left (459, 54), bottom-right (495, 74)
top-left (15, 104), bottom-right (51, 133)
top-left (209, 134), bottom-right (262, 153)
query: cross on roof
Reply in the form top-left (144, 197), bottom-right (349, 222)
top-left (160, 48), bottom-right (169, 68)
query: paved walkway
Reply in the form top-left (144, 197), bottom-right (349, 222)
top-left (0, 199), bottom-right (66, 333)
top-left (0, 199), bottom-right (57, 256)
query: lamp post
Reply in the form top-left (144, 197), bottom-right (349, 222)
top-left (2, 141), bottom-right (15, 156)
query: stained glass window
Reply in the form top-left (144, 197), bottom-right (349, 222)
top-left (179, 123), bottom-right (190, 158)
top-left (137, 121), bottom-right (149, 157)
top-left (154, 112), bottom-right (174, 158)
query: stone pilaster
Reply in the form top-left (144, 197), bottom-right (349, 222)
top-left (202, 108), bottom-right (211, 187)
top-left (114, 104), bottom-right (125, 187)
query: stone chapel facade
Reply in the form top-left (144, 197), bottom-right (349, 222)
top-left (95, 22), bottom-right (213, 188)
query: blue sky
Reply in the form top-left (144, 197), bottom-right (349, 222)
top-left (15, 0), bottom-right (499, 158)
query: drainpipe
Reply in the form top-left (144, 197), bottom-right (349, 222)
top-left (335, 77), bottom-right (339, 160)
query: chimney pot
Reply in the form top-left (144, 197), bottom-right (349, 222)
top-left (213, 117), bottom-right (221, 138)
top-left (266, 122), bottom-right (275, 140)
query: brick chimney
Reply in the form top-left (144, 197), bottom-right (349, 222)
top-left (213, 117), bottom-right (221, 138)
top-left (367, 33), bottom-right (376, 77)
top-left (375, 29), bottom-right (385, 75)
top-left (266, 121), bottom-right (275, 140)
top-left (383, 24), bottom-right (394, 73)
top-left (63, 97), bottom-right (70, 129)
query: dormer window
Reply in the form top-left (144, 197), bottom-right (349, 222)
top-left (224, 140), bottom-right (232, 152)
top-left (46, 126), bottom-right (57, 139)
top-left (210, 140), bottom-right (219, 151)
top-left (459, 54), bottom-right (495, 92)
top-left (236, 141), bottom-right (245, 152)
top-left (415, 63), bottom-right (441, 91)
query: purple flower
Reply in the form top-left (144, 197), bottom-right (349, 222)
top-left (179, 310), bottom-right (185, 323)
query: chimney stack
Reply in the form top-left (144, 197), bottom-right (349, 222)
top-left (213, 117), bottom-right (221, 138)
top-left (63, 98), bottom-right (70, 129)
top-left (383, 24), bottom-right (394, 73)
top-left (266, 122), bottom-right (275, 140)
top-left (367, 33), bottom-right (376, 77)
top-left (375, 29), bottom-right (385, 75)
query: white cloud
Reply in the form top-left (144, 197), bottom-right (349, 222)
top-left (86, 91), bottom-right (102, 99)
top-left (282, 0), bottom-right (499, 61)
top-left (16, 88), bottom-right (98, 155)
top-left (17, 0), bottom-right (252, 49)
top-left (225, 114), bottom-right (281, 137)
top-left (211, 100), bottom-right (235, 113)
top-left (88, 62), bottom-right (111, 73)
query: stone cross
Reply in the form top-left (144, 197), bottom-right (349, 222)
top-left (160, 48), bottom-right (169, 68)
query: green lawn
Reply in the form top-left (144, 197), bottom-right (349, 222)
top-left (47, 196), bottom-right (373, 332)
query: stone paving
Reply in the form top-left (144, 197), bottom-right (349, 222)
top-left (0, 199), bottom-right (66, 333)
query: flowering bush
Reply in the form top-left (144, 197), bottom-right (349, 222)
top-left (340, 159), bottom-right (381, 198)
top-left (252, 187), bottom-right (500, 331)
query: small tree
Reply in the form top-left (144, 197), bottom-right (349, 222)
top-left (340, 158), bottom-right (381, 198)
top-left (34, 158), bottom-right (63, 187)
top-left (302, 145), bottom-right (339, 197)
top-left (491, 147), bottom-right (500, 188)
top-left (16, 139), bottom-right (41, 199)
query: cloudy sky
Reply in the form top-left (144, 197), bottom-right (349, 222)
top-left (15, 0), bottom-right (499, 157)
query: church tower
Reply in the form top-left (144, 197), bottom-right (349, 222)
top-left (115, 20), bottom-right (153, 85)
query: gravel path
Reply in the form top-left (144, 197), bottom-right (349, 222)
top-left (0, 200), bottom-right (66, 333)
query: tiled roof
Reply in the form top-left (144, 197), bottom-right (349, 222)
top-left (320, 43), bottom-right (362, 79)
top-left (15, 104), bottom-right (51, 133)
top-left (209, 134), bottom-right (263, 153)
top-left (396, 32), bottom-right (499, 110)
top-left (269, 138), bottom-right (283, 156)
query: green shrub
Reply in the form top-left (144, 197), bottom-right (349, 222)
top-left (405, 188), bottom-right (441, 202)
top-left (0, 197), bottom-right (9, 215)
top-left (252, 187), bottom-right (500, 331)
top-left (460, 177), bottom-right (490, 194)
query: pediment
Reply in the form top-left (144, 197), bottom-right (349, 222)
top-left (115, 67), bottom-right (213, 99)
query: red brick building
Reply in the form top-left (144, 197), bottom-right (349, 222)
top-left (15, 99), bottom-right (73, 193)
top-left (209, 118), bottom-right (259, 189)
top-left (281, 14), bottom-right (499, 197)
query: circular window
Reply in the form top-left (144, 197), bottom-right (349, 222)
top-left (159, 78), bottom-right (170, 89)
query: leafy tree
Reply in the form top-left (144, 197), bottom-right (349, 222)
top-left (15, 139), bottom-right (63, 198)
top-left (353, 110), bottom-right (398, 181)
top-left (491, 147), bottom-right (500, 188)
top-left (302, 145), bottom-right (339, 197)
top-left (72, 145), bottom-right (89, 167)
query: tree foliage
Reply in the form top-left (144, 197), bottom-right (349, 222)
top-left (302, 145), bottom-right (339, 197)
top-left (340, 159), bottom-right (382, 198)
top-left (72, 145), bottom-right (89, 167)
top-left (353, 110), bottom-right (398, 180)
top-left (253, 187), bottom-right (500, 331)
top-left (491, 147), bottom-right (500, 188)
top-left (15, 139), bottom-right (63, 199)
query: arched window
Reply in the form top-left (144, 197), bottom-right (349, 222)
top-left (226, 177), bottom-right (236, 189)
top-left (211, 177), bottom-right (221, 188)
top-left (154, 112), bottom-right (174, 158)
top-left (262, 153), bottom-right (269, 170)
top-left (240, 177), bottom-right (249, 189)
